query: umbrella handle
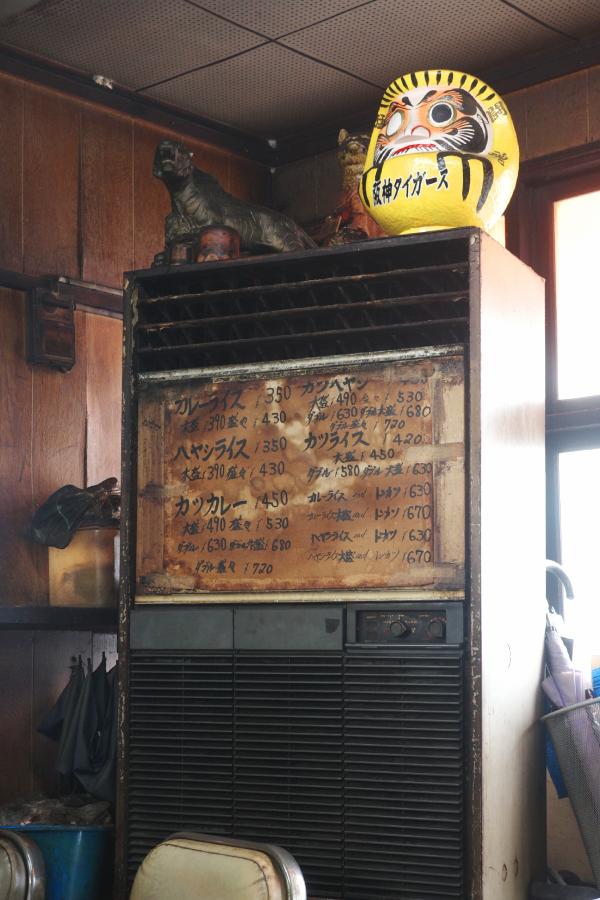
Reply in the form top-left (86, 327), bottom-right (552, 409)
top-left (546, 559), bottom-right (574, 619)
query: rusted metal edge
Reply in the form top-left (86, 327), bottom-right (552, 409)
top-left (127, 229), bottom-right (475, 283)
top-left (115, 280), bottom-right (136, 899)
top-left (466, 230), bottom-right (483, 900)
top-left (134, 589), bottom-right (466, 604)
top-left (137, 344), bottom-right (465, 385)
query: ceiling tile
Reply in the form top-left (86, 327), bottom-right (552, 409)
top-left (0, 0), bottom-right (264, 90)
top-left (280, 0), bottom-right (568, 90)
top-left (144, 43), bottom-right (380, 139)
top-left (0, 0), bottom-right (40, 20)
top-left (512, 0), bottom-right (600, 38)
top-left (195, 0), bottom-right (375, 39)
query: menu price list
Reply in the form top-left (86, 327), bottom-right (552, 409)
top-left (137, 357), bottom-right (463, 593)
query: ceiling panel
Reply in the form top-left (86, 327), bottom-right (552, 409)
top-left (144, 42), bottom-right (381, 139)
top-left (514, 0), bottom-right (600, 38)
top-left (0, 0), bottom-right (598, 145)
top-left (0, 0), bottom-right (41, 18)
top-left (280, 0), bottom-right (567, 89)
top-left (195, 0), bottom-right (374, 40)
top-left (0, 0), bottom-right (264, 90)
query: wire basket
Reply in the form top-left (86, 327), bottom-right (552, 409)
top-left (544, 697), bottom-right (600, 888)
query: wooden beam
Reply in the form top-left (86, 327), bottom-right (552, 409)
top-left (0, 268), bottom-right (123, 316)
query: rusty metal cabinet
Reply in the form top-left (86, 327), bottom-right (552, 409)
top-left (117, 228), bottom-right (546, 900)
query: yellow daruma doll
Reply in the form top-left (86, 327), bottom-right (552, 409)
top-left (359, 69), bottom-right (519, 235)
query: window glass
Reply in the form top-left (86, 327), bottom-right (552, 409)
top-left (558, 448), bottom-right (600, 648)
top-left (554, 192), bottom-right (600, 399)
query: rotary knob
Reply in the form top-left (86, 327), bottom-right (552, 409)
top-left (389, 619), bottom-right (411, 638)
top-left (426, 617), bottom-right (446, 640)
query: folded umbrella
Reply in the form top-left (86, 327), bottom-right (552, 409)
top-left (38, 656), bottom-right (84, 742)
top-left (38, 653), bottom-right (118, 804)
top-left (545, 623), bottom-right (585, 708)
top-left (74, 664), bottom-right (117, 803)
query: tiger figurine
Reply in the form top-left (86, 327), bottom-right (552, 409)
top-left (331, 129), bottom-right (387, 242)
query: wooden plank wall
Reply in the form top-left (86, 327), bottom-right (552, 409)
top-left (0, 291), bottom-right (122, 604)
top-left (0, 70), bottom-right (268, 804)
top-left (0, 292), bottom-right (121, 804)
top-left (0, 71), bottom-right (269, 284)
top-left (0, 69), bottom-right (269, 603)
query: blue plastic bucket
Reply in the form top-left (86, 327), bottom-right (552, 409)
top-left (2, 824), bottom-right (114, 900)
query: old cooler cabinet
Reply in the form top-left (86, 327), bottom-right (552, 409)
top-left (116, 228), bottom-right (546, 900)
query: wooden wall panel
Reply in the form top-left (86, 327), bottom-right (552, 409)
top-left (0, 632), bottom-right (33, 803)
top-left (132, 122), bottom-right (178, 272)
top-left (0, 290), bottom-right (46, 604)
top-left (31, 309), bottom-right (87, 570)
top-left (184, 136), bottom-right (231, 190)
top-left (229, 154), bottom-right (269, 204)
top-left (23, 84), bottom-right (80, 278)
top-left (0, 77), bottom-right (23, 271)
top-left (85, 312), bottom-right (122, 486)
top-left (0, 70), bottom-right (271, 810)
top-left (82, 108), bottom-right (133, 288)
top-left (92, 631), bottom-right (118, 670)
top-left (0, 302), bottom-right (123, 605)
top-left (0, 70), bottom-right (271, 283)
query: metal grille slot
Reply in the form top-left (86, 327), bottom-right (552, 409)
top-left (127, 646), bottom-right (464, 898)
top-left (343, 652), bottom-right (464, 899)
top-left (127, 652), bottom-right (235, 883)
top-left (131, 233), bottom-right (471, 371)
top-left (234, 653), bottom-right (345, 898)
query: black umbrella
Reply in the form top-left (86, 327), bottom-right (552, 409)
top-left (38, 655), bottom-right (117, 803)
top-left (74, 663), bottom-right (117, 803)
top-left (38, 656), bottom-right (84, 743)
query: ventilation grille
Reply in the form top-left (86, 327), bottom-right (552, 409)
top-left (132, 234), bottom-right (471, 372)
top-left (127, 653), bottom-right (235, 876)
top-left (343, 653), bottom-right (464, 900)
top-left (233, 653), bottom-right (345, 896)
top-left (128, 648), bottom-right (464, 898)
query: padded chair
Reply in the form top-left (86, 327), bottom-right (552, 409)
top-left (130, 832), bottom-right (307, 900)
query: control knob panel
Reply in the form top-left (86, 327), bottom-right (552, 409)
top-left (356, 609), bottom-right (450, 644)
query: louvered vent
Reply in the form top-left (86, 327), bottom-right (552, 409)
top-left (234, 653), bottom-right (345, 898)
top-left (127, 647), bottom-right (464, 898)
top-left (127, 652), bottom-right (235, 880)
top-left (131, 232), bottom-right (471, 372)
top-left (343, 652), bottom-right (464, 900)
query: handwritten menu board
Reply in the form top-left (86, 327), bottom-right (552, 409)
top-left (136, 354), bottom-right (464, 596)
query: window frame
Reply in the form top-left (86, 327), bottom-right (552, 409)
top-left (505, 143), bottom-right (600, 602)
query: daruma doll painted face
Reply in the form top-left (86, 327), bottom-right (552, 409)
top-left (359, 69), bottom-right (519, 235)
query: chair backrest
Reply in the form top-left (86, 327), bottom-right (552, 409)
top-left (130, 832), bottom-right (307, 900)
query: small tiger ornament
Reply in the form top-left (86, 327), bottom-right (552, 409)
top-left (333, 129), bottom-right (386, 240)
top-left (359, 69), bottom-right (519, 235)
